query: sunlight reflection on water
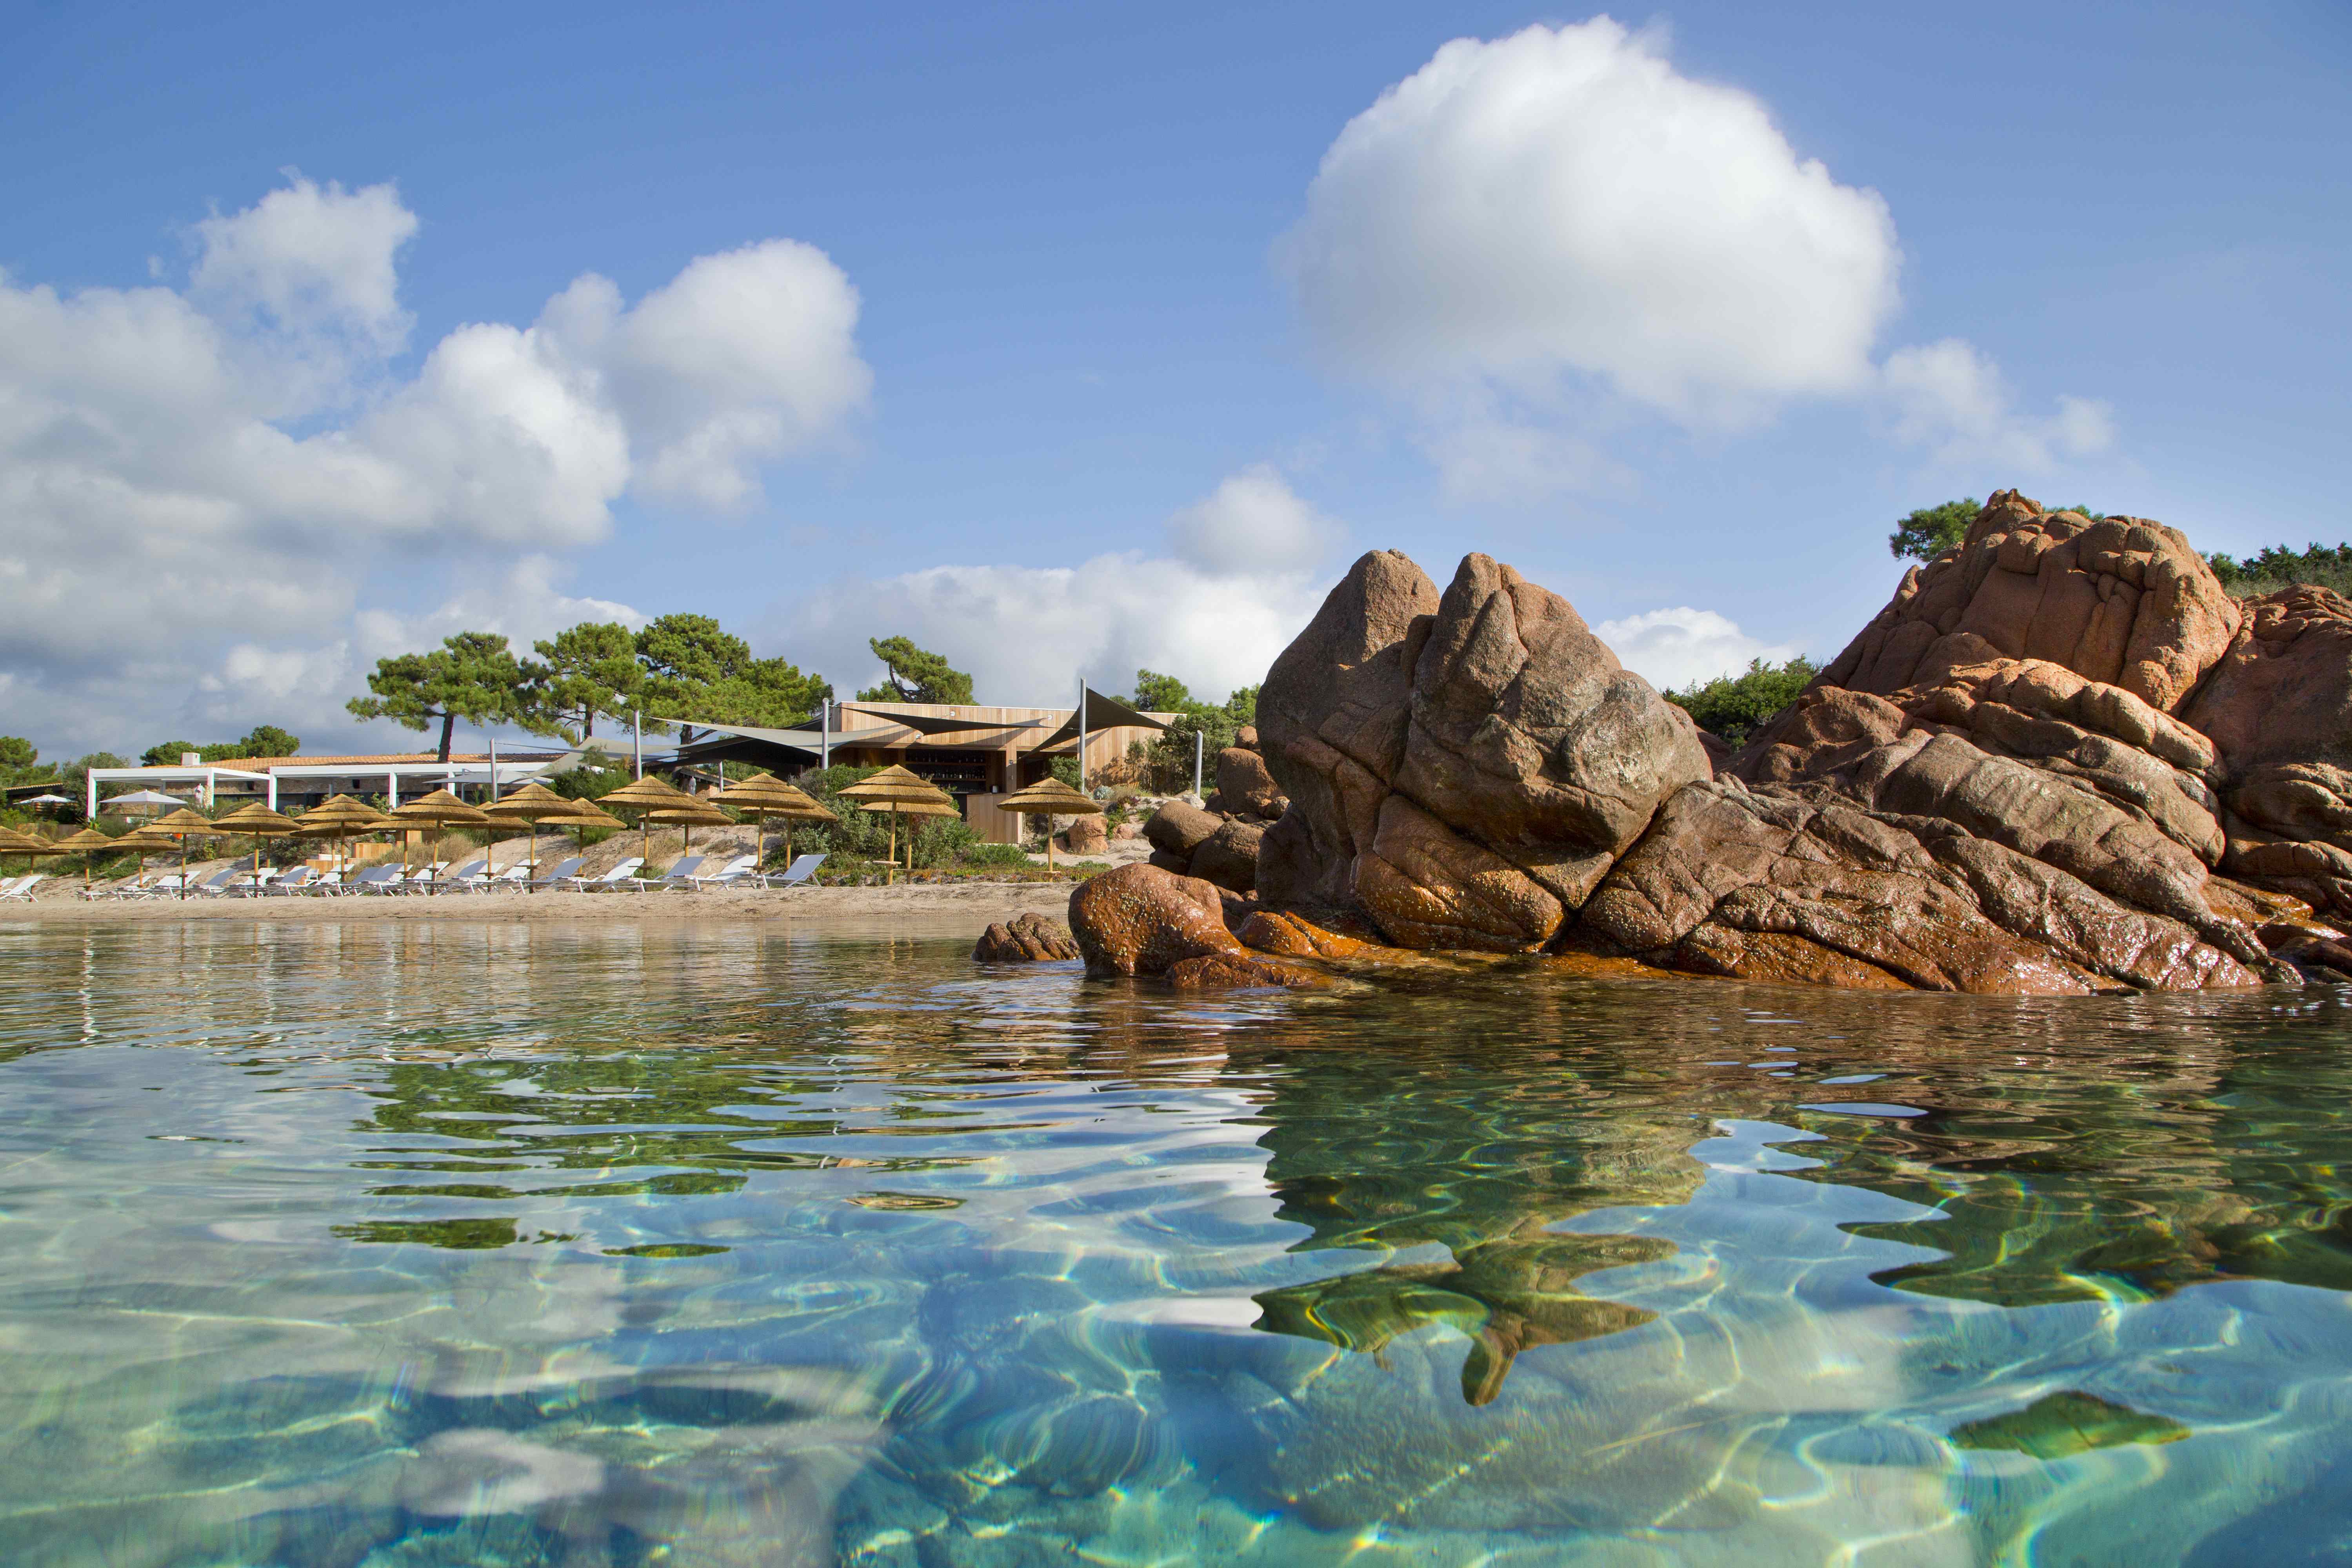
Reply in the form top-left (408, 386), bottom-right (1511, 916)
top-left (4, 918), bottom-right (2352, 1564)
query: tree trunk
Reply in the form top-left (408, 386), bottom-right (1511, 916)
top-left (584, 711), bottom-right (595, 739)
top-left (437, 712), bottom-right (454, 763)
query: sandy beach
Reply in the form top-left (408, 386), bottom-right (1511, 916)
top-left (0, 878), bottom-right (1080, 931)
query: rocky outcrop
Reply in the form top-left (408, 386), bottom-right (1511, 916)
top-left (1208, 745), bottom-right (1285, 818)
top-left (1066, 863), bottom-right (1317, 987)
top-left (972, 913), bottom-right (1081, 963)
top-left (1256, 550), bottom-right (1709, 952)
top-left (1068, 494), bottom-right (2352, 992)
top-left (1060, 815), bottom-right (1107, 855)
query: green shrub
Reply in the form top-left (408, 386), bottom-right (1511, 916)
top-left (959, 841), bottom-right (1031, 868)
top-left (1665, 656), bottom-right (1819, 745)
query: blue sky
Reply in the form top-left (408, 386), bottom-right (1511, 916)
top-left (2, 1), bottom-right (2346, 758)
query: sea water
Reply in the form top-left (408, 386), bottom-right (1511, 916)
top-left (2, 919), bottom-right (2350, 1566)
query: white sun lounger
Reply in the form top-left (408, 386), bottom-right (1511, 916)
top-left (344, 865), bottom-right (406, 894)
top-left (760, 853), bottom-right (827, 890)
top-left (527, 856), bottom-right (586, 891)
top-left (638, 855), bottom-right (706, 892)
top-left (264, 867), bottom-right (319, 895)
top-left (566, 858), bottom-right (644, 891)
top-left (189, 869), bottom-right (245, 898)
top-left (680, 853), bottom-right (758, 891)
top-left (432, 858), bottom-right (491, 892)
top-left (0, 874), bottom-right (36, 901)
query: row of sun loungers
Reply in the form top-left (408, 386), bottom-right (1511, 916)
top-left (59, 852), bottom-right (828, 901)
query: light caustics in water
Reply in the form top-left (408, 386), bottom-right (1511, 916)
top-left (2, 919), bottom-right (2352, 1564)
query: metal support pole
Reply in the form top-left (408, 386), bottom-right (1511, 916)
top-left (1077, 678), bottom-right (1088, 795)
top-left (489, 737), bottom-right (500, 803)
top-left (820, 701), bottom-right (830, 770)
top-left (1194, 730), bottom-right (1203, 798)
top-left (632, 706), bottom-right (642, 781)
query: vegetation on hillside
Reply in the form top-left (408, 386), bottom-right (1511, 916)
top-left (1116, 669), bottom-right (1260, 793)
top-left (1889, 498), bottom-right (2106, 563)
top-left (2206, 544), bottom-right (2352, 599)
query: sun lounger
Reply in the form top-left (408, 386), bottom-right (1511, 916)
top-left (431, 858), bottom-right (490, 892)
top-left (188, 869), bottom-right (244, 898)
top-left (262, 867), bottom-right (318, 895)
top-left (680, 854), bottom-right (759, 891)
top-left (760, 853), bottom-right (827, 890)
top-left (527, 856), bottom-right (586, 891)
top-left (0, 875), bottom-right (33, 901)
top-left (480, 863), bottom-right (532, 891)
top-left (566, 858), bottom-right (644, 891)
top-left (344, 865), bottom-right (405, 894)
top-left (638, 855), bottom-right (706, 892)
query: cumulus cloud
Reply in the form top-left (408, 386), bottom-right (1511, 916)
top-left (1281, 19), bottom-right (2119, 498)
top-left (1592, 605), bottom-right (1801, 692)
top-left (1281, 18), bottom-right (1899, 423)
top-left (1880, 338), bottom-right (2118, 470)
top-left (780, 468), bottom-right (1342, 705)
top-left (0, 176), bottom-right (865, 755)
top-left (1165, 463), bottom-right (1342, 576)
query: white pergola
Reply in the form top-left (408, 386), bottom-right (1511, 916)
top-left (85, 765), bottom-right (269, 817)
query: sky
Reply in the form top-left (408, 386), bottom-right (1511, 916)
top-left (2, 0), bottom-right (2346, 762)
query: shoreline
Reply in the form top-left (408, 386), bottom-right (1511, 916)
top-left (0, 881), bottom-right (1078, 928)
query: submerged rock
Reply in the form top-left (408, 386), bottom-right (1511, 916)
top-left (973, 913), bottom-right (1081, 963)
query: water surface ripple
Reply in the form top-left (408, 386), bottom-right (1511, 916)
top-left (4, 919), bottom-right (2351, 1564)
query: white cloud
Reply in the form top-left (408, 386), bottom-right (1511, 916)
top-left (0, 176), bottom-right (865, 757)
top-left (1281, 20), bottom-right (2119, 501)
top-left (1593, 605), bottom-right (1800, 692)
top-left (780, 469), bottom-right (1342, 705)
top-left (1880, 338), bottom-right (2119, 470)
top-left (1165, 463), bottom-right (1341, 576)
top-left (1280, 18), bottom-right (1900, 424)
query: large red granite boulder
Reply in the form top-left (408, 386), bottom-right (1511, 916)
top-left (1066, 863), bottom-right (1243, 976)
top-left (1071, 495), bottom-right (2352, 991)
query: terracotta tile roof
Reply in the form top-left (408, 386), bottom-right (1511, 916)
top-left (222, 754), bottom-right (496, 769)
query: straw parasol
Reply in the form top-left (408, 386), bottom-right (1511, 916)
top-left (384, 788), bottom-right (491, 883)
top-left (49, 827), bottom-right (142, 888)
top-left (293, 795), bottom-right (396, 877)
top-left (211, 802), bottom-right (300, 888)
top-left (836, 764), bottom-right (959, 881)
top-left (996, 776), bottom-right (1104, 871)
top-left (714, 772), bottom-right (837, 867)
top-left (636, 799), bottom-right (734, 863)
top-left (477, 781), bottom-right (586, 885)
top-left (596, 774), bottom-right (696, 863)
top-left (552, 800), bottom-right (627, 861)
top-left (0, 825), bottom-right (53, 874)
top-left (143, 807), bottom-right (229, 898)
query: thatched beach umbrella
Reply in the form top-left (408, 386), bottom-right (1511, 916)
top-left (551, 800), bottom-right (626, 863)
top-left (143, 807), bottom-right (227, 898)
top-left (211, 802), bottom-right (299, 887)
top-left (478, 781), bottom-right (585, 885)
top-left (50, 826), bottom-right (139, 890)
top-left (996, 777), bottom-right (1104, 871)
top-left (385, 789), bottom-right (491, 883)
top-left (0, 825), bottom-right (54, 876)
top-left (293, 795), bottom-right (394, 876)
top-left (714, 772), bottom-right (837, 867)
top-left (636, 799), bottom-right (734, 862)
top-left (597, 775), bottom-right (696, 863)
top-left (837, 765), bottom-right (958, 881)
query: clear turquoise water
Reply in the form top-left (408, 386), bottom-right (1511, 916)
top-left (4, 919), bottom-right (2352, 1565)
